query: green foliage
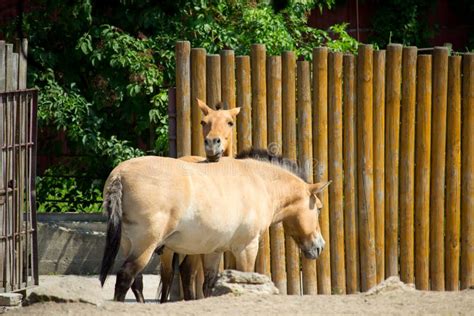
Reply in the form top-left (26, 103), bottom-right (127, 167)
top-left (7, 0), bottom-right (357, 212)
top-left (36, 166), bottom-right (102, 213)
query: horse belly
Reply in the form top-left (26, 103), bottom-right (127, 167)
top-left (165, 226), bottom-right (234, 254)
top-left (164, 208), bottom-right (248, 254)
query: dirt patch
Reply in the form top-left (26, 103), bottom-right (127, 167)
top-left (5, 275), bottom-right (474, 315)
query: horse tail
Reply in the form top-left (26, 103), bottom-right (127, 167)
top-left (99, 175), bottom-right (123, 287)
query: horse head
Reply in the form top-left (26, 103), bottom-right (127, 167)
top-left (196, 98), bottom-right (240, 161)
top-left (283, 181), bottom-right (331, 259)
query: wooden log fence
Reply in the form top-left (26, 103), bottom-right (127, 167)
top-left (172, 41), bottom-right (474, 293)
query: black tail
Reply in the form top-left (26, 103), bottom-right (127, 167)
top-left (99, 175), bottom-right (123, 286)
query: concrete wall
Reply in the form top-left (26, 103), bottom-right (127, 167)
top-left (37, 214), bottom-right (160, 275)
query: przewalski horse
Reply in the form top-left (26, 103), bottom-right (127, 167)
top-left (99, 155), bottom-right (329, 302)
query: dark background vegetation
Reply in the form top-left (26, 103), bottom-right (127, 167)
top-left (0, 0), bottom-right (472, 212)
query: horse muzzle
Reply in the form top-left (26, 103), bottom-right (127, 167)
top-left (204, 137), bottom-right (224, 162)
top-left (301, 234), bottom-right (325, 259)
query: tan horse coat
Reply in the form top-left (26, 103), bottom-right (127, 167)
top-left (100, 156), bottom-right (328, 301)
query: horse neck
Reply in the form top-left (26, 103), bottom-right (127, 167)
top-left (264, 172), bottom-right (306, 224)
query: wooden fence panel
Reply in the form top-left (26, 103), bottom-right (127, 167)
top-left (221, 50), bottom-right (237, 156)
top-left (282, 51), bottom-right (300, 295)
top-left (297, 60), bottom-right (317, 295)
top-left (415, 54), bottom-right (432, 290)
top-left (461, 53), bottom-right (474, 290)
top-left (206, 54), bottom-right (221, 109)
top-left (0, 41), bottom-right (5, 91)
top-left (357, 44), bottom-right (376, 292)
top-left (385, 43), bottom-right (402, 278)
top-left (328, 51), bottom-right (345, 294)
top-left (445, 55), bottom-right (462, 291)
top-left (251, 44), bottom-right (270, 277)
top-left (175, 41), bottom-right (191, 157)
top-left (191, 48), bottom-right (206, 157)
top-left (343, 53), bottom-right (358, 294)
top-left (173, 41), bottom-right (474, 295)
top-left (17, 39), bottom-right (28, 89)
top-left (5, 44), bottom-right (16, 91)
top-left (373, 50), bottom-right (385, 284)
top-left (236, 56), bottom-right (252, 152)
top-left (267, 56), bottom-right (287, 294)
top-left (312, 47), bottom-right (331, 295)
top-left (430, 47), bottom-right (449, 291)
top-left (399, 46), bottom-right (417, 284)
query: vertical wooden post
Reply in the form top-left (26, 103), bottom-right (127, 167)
top-left (267, 55), bottom-right (286, 294)
top-left (282, 51), bottom-right (300, 295)
top-left (236, 56), bottom-right (252, 152)
top-left (461, 53), bottom-right (474, 290)
top-left (415, 54), bottom-right (432, 290)
top-left (5, 44), bottom-right (16, 91)
top-left (385, 43), bottom-right (402, 278)
top-left (328, 51), bottom-right (345, 294)
top-left (357, 44), bottom-right (376, 292)
top-left (373, 50), bottom-right (385, 284)
top-left (343, 53), bottom-right (358, 294)
top-left (312, 47), bottom-right (331, 294)
top-left (251, 44), bottom-right (270, 276)
top-left (16, 39), bottom-right (27, 89)
top-left (221, 49), bottom-right (237, 156)
top-left (399, 46), bottom-right (417, 284)
top-left (0, 41), bottom-right (6, 91)
top-left (430, 47), bottom-right (449, 291)
top-left (298, 60), bottom-right (317, 295)
top-left (206, 54), bottom-right (221, 109)
top-left (191, 48), bottom-right (206, 157)
top-left (445, 55), bottom-right (462, 291)
top-left (175, 41), bottom-right (191, 157)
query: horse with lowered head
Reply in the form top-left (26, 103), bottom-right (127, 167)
top-left (99, 153), bottom-right (329, 301)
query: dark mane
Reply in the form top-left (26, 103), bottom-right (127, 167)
top-left (235, 148), bottom-right (305, 180)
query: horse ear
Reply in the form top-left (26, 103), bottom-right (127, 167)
top-left (229, 107), bottom-right (241, 118)
top-left (309, 181), bottom-right (332, 194)
top-left (196, 98), bottom-right (213, 115)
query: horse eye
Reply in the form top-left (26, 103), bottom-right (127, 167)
top-left (227, 121), bottom-right (234, 127)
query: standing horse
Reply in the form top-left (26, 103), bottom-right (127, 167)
top-left (99, 155), bottom-right (329, 301)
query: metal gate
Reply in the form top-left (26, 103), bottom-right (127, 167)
top-left (0, 89), bottom-right (38, 293)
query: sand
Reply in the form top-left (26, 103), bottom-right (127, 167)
top-left (4, 275), bottom-right (474, 315)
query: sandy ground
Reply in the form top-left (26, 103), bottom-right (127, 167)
top-left (4, 275), bottom-right (474, 315)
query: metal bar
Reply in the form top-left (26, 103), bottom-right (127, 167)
top-left (1, 143), bottom-right (35, 149)
top-left (30, 91), bottom-right (39, 286)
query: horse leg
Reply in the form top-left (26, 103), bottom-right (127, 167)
top-left (133, 247), bottom-right (164, 302)
top-left (201, 253), bottom-right (222, 297)
top-left (159, 248), bottom-right (174, 303)
top-left (114, 245), bottom-right (155, 302)
top-left (179, 255), bottom-right (201, 300)
top-left (233, 237), bottom-right (259, 272)
top-left (195, 257), bottom-right (205, 299)
top-left (131, 273), bottom-right (145, 303)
